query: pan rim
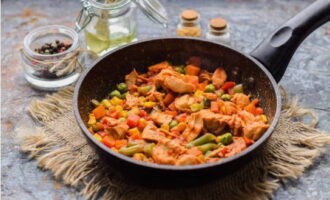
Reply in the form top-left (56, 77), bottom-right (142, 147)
top-left (73, 37), bottom-right (282, 171)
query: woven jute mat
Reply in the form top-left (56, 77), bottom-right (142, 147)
top-left (18, 87), bottom-right (330, 200)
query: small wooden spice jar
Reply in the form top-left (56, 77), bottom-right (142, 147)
top-left (176, 10), bottom-right (201, 37)
top-left (206, 18), bottom-right (231, 44)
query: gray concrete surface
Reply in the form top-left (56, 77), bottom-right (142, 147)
top-left (1, 0), bottom-right (330, 199)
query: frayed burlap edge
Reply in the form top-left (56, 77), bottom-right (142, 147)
top-left (18, 87), bottom-right (330, 200)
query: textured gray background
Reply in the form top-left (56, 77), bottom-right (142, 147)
top-left (1, 0), bottom-right (330, 199)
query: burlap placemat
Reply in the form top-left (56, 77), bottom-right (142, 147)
top-left (18, 87), bottom-right (330, 200)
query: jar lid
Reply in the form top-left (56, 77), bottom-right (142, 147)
top-left (181, 10), bottom-right (199, 21)
top-left (133, 0), bottom-right (168, 27)
top-left (209, 18), bottom-right (227, 30)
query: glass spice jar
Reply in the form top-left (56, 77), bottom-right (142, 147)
top-left (176, 10), bottom-right (201, 37)
top-left (206, 18), bottom-right (231, 45)
top-left (76, 0), bottom-right (168, 56)
top-left (21, 25), bottom-right (84, 91)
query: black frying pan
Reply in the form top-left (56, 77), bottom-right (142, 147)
top-left (73, 0), bottom-right (330, 185)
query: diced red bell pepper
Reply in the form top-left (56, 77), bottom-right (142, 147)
top-left (221, 82), bottom-right (236, 91)
top-left (254, 107), bottom-right (264, 115)
top-left (127, 114), bottom-right (140, 128)
top-left (139, 110), bottom-right (148, 118)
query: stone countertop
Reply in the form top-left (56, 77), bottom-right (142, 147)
top-left (1, 0), bottom-right (330, 199)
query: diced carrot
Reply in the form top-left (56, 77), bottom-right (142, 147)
top-left (114, 139), bottom-right (128, 149)
top-left (244, 99), bottom-right (259, 114)
top-left (93, 105), bottom-right (106, 119)
top-left (176, 113), bottom-right (187, 122)
top-left (198, 81), bottom-right (208, 90)
top-left (168, 103), bottom-right (177, 111)
top-left (211, 101), bottom-right (219, 113)
top-left (255, 107), bottom-right (264, 115)
top-left (103, 136), bottom-right (115, 148)
top-left (164, 110), bottom-right (178, 117)
top-left (185, 65), bottom-right (201, 76)
top-left (187, 56), bottom-right (201, 67)
top-left (243, 137), bottom-right (255, 146)
top-left (164, 92), bottom-right (175, 105)
top-left (221, 81), bottom-right (236, 91)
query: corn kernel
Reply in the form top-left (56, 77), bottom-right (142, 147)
top-left (130, 107), bottom-right (140, 115)
top-left (101, 99), bottom-right (111, 108)
top-left (115, 105), bottom-right (123, 112)
top-left (194, 90), bottom-right (204, 97)
top-left (119, 110), bottom-right (128, 118)
top-left (160, 124), bottom-right (170, 131)
top-left (144, 101), bottom-right (156, 108)
top-left (128, 127), bottom-right (141, 136)
top-left (261, 114), bottom-right (268, 123)
top-left (93, 134), bottom-right (102, 142)
top-left (88, 114), bottom-right (96, 125)
top-left (110, 97), bottom-right (123, 105)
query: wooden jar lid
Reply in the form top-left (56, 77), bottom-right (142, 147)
top-left (210, 18), bottom-right (227, 30)
top-left (181, 10), bottom-right (199, 21)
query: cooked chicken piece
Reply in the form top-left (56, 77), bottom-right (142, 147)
top-left (152, 138), bottom-right (186, 165)
top-left (212, 68), bottom-right (227, 88)
top-left (221, 101), bottom-right (240, 115)
top-left (231, 93), bottom-right (251, 109)
top-left (141, 123), bottom-right (166, 142)
top-left (150, 112), bottom-right (173, 126)
top-left (203, 92), bottom-right (218, 101)
top-left (182, 112), bottom-right (204, 142)
top-left (199, 70), bottom-right (212, 82)
top-left (175, 154), bottom-right (203, 166)
top-left (125, 94), bottom-right (141, 108)
top-left (163, 76), bottom-right (196, 93)
top-left (125, 69), bottom-right (139, 88)
top-left (223, 137), bottom-right (247, 157)
top-left (150, 91), bottom-right (165, 109)
top-left (148, 61), bottom-right (170, 74)
top-left (101, 117), bottom-right (119, 127)
top-left (238, 111), bottom-right (269, 140)
top-left (106, 123), bottom-right (129, 139)
top-left (203, 117), bottom-right (226, 135)
top-left (174, 94), bottom-right (197, 112)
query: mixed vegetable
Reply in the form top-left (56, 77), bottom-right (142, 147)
top-left (88, 58), bottom-right (269, 166)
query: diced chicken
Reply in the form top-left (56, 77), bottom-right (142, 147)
top-left (223, 137), bottom-right (247, 157)
top-left (101, 117), bottom-right (119, 127)
top-left (221, 101), bottom-right (240, 115)
top-left (150, 112), bottom-right (173, 126)
top-left (199, 70), bottom-right (212, 82)
top-left (141, 123), bottom-right (165, 142)
top-left (106, 123), bottom-right (129, 139)
top-left (152, 138), bottom-right (186, 165)
top-left (203, 92), bottom-right (218, 101)
top-left (125, 94), bottom-right (141, 108)
top-left (238, 111), bottom-right (269, 140)
top-left (174, 94), bottom-right (197, 112)
top-left (125, 69), bottom-right (139, 88)
top-left (212, 68), bottom-right (227, 88)
top-left (182, 112), bottom-right (204, 142)
top-left (203, 117), bottom-right (226, 135)
top-left (231, 93), bottom-right (251, 109)
top-left (148, 61), bottom-right (170, 74)
top-left (149, 91), bottom-right (165, 109)
top-left (163, 76), bottom-right (196, 93)
top-left (175, 154), bottom-right (203, 166)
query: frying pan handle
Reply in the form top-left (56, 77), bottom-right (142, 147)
top-left (250, 0), bottom-right (330, 82)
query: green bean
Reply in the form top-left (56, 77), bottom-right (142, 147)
top-left (198, 143), bottom-right (217, 153)
top-left (117, 83), bottom-right (128, 92)
top-left (143, 143), bottom-right (155, 156)
top-left (216, 133), bottom-right (233, 145)
top-left (119, 145), bottom-right (143, 156)
top-left (169, 120), bottom-right (178, 129)
top-left (205, 150), bottom-right (213, 157)
top-left (233, 84), bottom-right (243, 93)
top-left (187, 133), bottom-right (216, 148)
top-left (221, 94), bottom-right (232, 101)
top-left (204, 84), bottom-right (216, 93)
top-left (175, 66), bottom-right (185, 74)
top-left (109, 90), bottom-right (121, 98)
top-left (121, 92), bottom-right (128, 99)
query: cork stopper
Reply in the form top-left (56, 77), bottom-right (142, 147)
top-left (209, 18), bottom-right (227, 30)
top-left (181, 10), bottom-right (199, 21)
